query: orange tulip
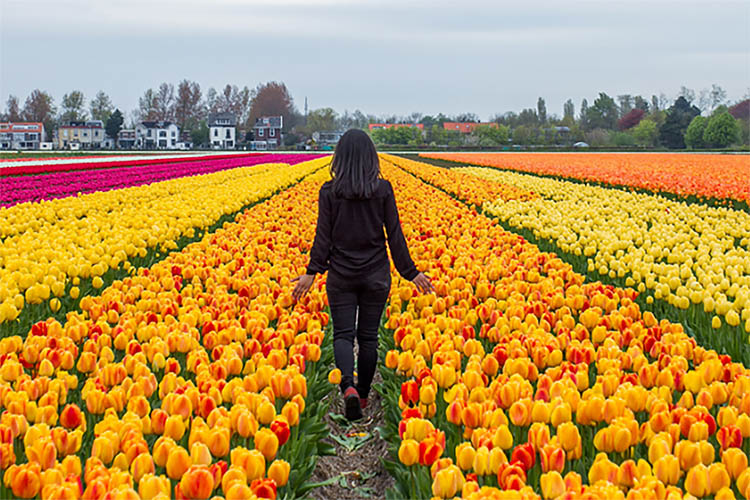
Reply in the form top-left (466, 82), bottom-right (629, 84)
top-left (722, 447), bottom-right (748, 480)
top-left (250, 477), bottom-right (277, 499)
top-left (328, 369), bottom-right (341, 385)
top-left (130, 452), bottom-right (155, 483)
top-left (398, 439), bottom-right (419, 466)
top-left (540, 471), bottom-right (565, 500)
top-left (685, 463), bottom-right (710, 498)
top-left (166, 446), bottom-right (191, 480)
top-left (254, 428), bottom-right (279, 461)
top-left (179, 465), bottom-right (214, 499)
top-left (138, 473), bottom-right (171, 500)
top-left (432, 465), bottom-right (464, 499)
top-left (268, 459), bottom-right (290, 487)
top-left (163, 415), bottom-right (186, 441)
top-left (59, 404), bottom-right (85, 430)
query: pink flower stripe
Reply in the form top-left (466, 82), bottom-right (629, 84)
top-left (1, 154), bottom-right (326, 207)
top-left (0, 153), bottom-right (268, 176)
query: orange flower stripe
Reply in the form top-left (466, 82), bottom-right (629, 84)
top-left (377, 157), bottom-right (750, 499)
top-left (420, 152), bottom-right (750, 203)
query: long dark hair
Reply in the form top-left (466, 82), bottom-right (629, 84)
top-left (329, 129), bottom-right (381, 199)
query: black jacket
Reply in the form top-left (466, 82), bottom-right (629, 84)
top-left (306, 179), bottom-right (418, 280)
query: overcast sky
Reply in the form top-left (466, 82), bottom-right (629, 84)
top-left (1, 0), bottom-right (748, 120)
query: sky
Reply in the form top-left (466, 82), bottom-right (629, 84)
top-left (1, 0), bottom-right (748, 121)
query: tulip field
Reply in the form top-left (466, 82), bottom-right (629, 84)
top-left (2, 152), bottom-right (750, 500)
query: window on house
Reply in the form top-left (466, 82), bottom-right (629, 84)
top-left (214, 129), bottom-right (218, 137)
top-left (147, 129), bottom-right (152, 137)
top-left (225, 129), bottom-right (230, 138)
top-left (171, 130), bottom-right (176, 137)
top-left (258, 128), bottom-right (264, 137)
top-left (270, 129), bottom-right (275, 137)
top-left (159, 131), bottom-right (167, 137)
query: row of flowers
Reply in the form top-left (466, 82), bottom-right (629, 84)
top-left (0, 157), bottom-right (331, 330)
top-left (420, 152), bottom-right (750, 205)
top-left (457, 165), bottom-right (750, 356)
top-left (388, 155), bottom-right (750, 364)
top-left (0, 153), bottom-right (262, 177)
top-left (2, 154), bottom-right (323, 207)
top-left (0, 167), bottom-right (338, 499)
top-left (375, 157), bottom-right (750, 499)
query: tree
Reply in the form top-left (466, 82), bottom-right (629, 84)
top-left (611, 131), bottom-right (636, 147)
top-left (617, 108), bottom-right (646, 130)
top-left (537, 97), bottom-right (547, 124)
top-left (174, 80), bottom-right (203, 131)
top-left (580, 99), bottom-right (589, 129)
top-left (729, 99), bottom-right (750, 121)
top-left (473, 125), bottom-right (509, 147)
top-left (22, 89), bottom-right (56, 140)
top-left (154, 83), bottom-right (176, 121)
top-left (563, 99), bottom-right (575, 124)
top-left (584, 128), bottom-right (611, 147)
top-left (631, 119), bottom-right (658, 147)
top-left (658, 96), bottom-right (701, 149)
top-left (105, 109), bottom-right (124, 142)
top-left (304, 108), bottom-right (338, 136)
top-left (90, 91), bottom-right (114, 122)
top-left (4, 95), bottom-right (21, 121)
top-left (209, 84), bottom-right (251, 126)
top-left (679, 86), bottom-right (696, 104)
top-left (191, 120), bottom-right (210, 147)
top-left (248, 82), bottom-right (295, 131)
top-left (512, 125), bottom-right (537, 145)
top-left (518, 108), bottom-right (538, 126)
top-left (684, 115), bottom-right (707, 148)
top-left (137, 88), bottom-right (158, 121)
top-left (454, 112), bottom-right (479, 123)
top-left (60, 90), bottom-right (87, 122)
top-left (703, 111), bottom-right (740, 148)
top-left (698, 84), bottom-right (728, 114)
top-left (634, 96), bottom-right (649, 112)
top-left (617, 95), bottom-right (633, 117)
top-left (585, 93), bottom-right (618, 130)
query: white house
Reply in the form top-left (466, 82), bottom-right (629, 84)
top-left (209, 112), bottom-right (237, 149)
top-left (135, 121), bottom-right (180, 149)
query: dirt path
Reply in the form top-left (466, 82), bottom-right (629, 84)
top-left (309, 365), bottom-right (394, 499)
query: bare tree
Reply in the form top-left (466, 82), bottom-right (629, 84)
top-left (60, 90), bottom-right (88, 122)
top-left (248, 81), bottom-right (295, 130)
top-left (175, 80), bottom-right (203, 131)
top-left (90, 91), bottom-right (114, 122)
top-left (22, 89), bottom-right (57, 140)
top-left (137, 88), bottom-right (158, 121)
top-left (4, 95), bottom-right (21, 121)
top-left (154, 83), bottom-right (175, 121)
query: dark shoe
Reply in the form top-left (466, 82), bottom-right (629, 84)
top-left (344, 387), bottom-right (363, 420)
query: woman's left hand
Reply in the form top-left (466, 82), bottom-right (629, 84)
top-left (291, 274), bottom-right (315, 301)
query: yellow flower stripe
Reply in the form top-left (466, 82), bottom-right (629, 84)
top-left (383, 154), bottom-right (536, 205)
top-left (0, 157), bottom-right (330, 323)
top-left (458, 166), bottom-right (750, 336)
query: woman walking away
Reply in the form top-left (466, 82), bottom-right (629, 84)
top-left (291, 129), bottom-right (433, 421)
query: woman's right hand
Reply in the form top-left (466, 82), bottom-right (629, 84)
top-left (412, 272), bottom-right (434, 294)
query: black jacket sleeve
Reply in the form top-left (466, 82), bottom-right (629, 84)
top-left (306, 188), bottom-right (332, 275)
top-left (383, 181), bottom-right (419, 281)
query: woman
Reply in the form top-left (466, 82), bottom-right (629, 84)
top-left (292, 129), bottom-right (433, 420)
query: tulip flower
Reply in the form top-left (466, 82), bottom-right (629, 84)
top-left (540, 471), bottom-right (565, 500)
top-left (179, 465), bottom-right (214, 500)
top-left (398, 439), bottom-right (419, 466)
top-left (254, 428), bottom-right (279, 461)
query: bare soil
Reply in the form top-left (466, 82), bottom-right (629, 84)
top-left (309, 367), bottom-right (394, 500)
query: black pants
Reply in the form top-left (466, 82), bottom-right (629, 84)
top-left (326, 263), bottom-right (391, 399)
